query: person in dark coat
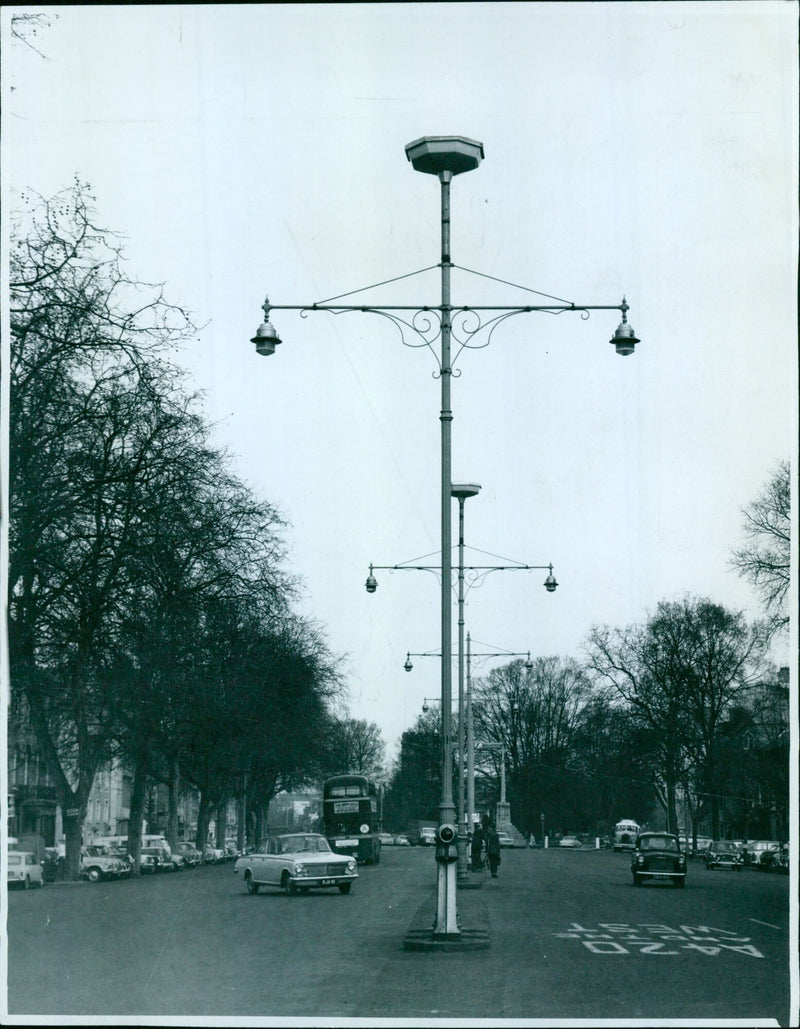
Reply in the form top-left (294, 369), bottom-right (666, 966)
top-left (486, 823), bottom-right (502, 878)
top-left (470, 824), bottom-right (484, 871)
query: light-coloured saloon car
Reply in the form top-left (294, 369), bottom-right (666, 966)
top-left (234, 832), bottom-right (358, 895)
top-left (7, 851), bottom-right (44, 889)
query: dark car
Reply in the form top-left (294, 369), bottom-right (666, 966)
top-left (704, 839), bottom-right (743, 871)
top-left (631, 832), bottom-right (686, 888)
top-left (759, 843), bottom-right (789, 874)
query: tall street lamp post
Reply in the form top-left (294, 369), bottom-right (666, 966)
top-left (251, 136), bottom-right (640, 946)
top-left (405, 639), bottom-right (532, 878)
top-left (451, 484), bottom-right (480, 885)
top-left (367, 529), bottom-right (555, 890)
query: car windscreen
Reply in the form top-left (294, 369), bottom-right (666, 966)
top-left (279, 836), bottom-right (330, 854)
top-left (640, 836), bottom-right (678, 852)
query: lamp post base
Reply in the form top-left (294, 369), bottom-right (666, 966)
top-left (403, 928), bottom-right (490, 951)
top-left (403, 880), bottom-right (490, 951)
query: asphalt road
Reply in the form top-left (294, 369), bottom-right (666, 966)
top-left (6, 845), bottom-right (793, 1024)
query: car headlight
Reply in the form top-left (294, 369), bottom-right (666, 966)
top-left (636, 855), bottom-right (645, 865)
top-left (346, 860), bottom-right (356, 873)
top-left (678, 855), bottom-right (686, 866)
top-left (294, 864), bottom-right (308, 876)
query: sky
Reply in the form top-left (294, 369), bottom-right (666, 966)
top-left (3, 2), bottom-right (797, 766)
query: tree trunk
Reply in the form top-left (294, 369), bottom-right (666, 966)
top-left (666, 780), bottom-right (679, 836)
top-left (166, 754), bottom-right (180, 849)
top-left (215, 794), bottom-right (228, 850)
top-left (196, 789), bottom-right (211, 851)
top-left (127, 741), bottom-right (150, 871)
top-left (237, 794), bottom-right (246, 853)
top-left (62, 806), bottom-right (85, 881)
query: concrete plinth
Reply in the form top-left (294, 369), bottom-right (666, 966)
top-left (403, 928), bottom-right (490, 951)
top-left (402, 887), bottom-right (490, 951)
top-left (494, 801), bottom-right (511, 825)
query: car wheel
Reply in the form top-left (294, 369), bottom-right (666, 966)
top-left (282, 872), bottom-right (297, 896)
top-left (245, 872), bottom-right (259, 895)
top-left (87, 867), bottom-right (103, 883)
top-left (338, 882), bottom-right (352, 894)
top-left (23, 876), bottom-right (30, 890)
top-left (632, 873), bottom-right (642, 887)
top-left (674, 877), bottom-right (685, 888)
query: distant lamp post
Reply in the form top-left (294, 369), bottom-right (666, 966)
top-left (406, 639), bottom-right (532, 858)
top-left (251, 135), bottom-right (639, 946)
top-left (452, 483), bottom-right (480, 885)
top-left (371, 537), bottom-right (554, 889)
top-left (477, 741), bottom-right (508, 818)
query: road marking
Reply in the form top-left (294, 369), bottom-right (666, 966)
top-left (554, 922), bottom-right (765, 958)
top-left (749, 918), bottom-right (782, 930)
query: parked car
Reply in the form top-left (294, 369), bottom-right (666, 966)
top-left (203, 845), bottom-right (225, 864)
top-left (704, 840), bottom-right (743, 871)
top-left (559, 835), bottom-right (582, 849)
top-left (138, 847), bottom-right (161, 874)
top-left (743, 840), bottom-right (781, 867)
top-left (144, 843), bottom-right (177, 871)
top-left (378, 832), bottom-right (395, 846)
top-left (234, 832), bottom-right (358, 895)
top-left (759, 843), bottom-right (789, 873)
top-left (175, 842), bottom-right (202, 867)
top-left (497, 832), bottom-right (515, 848)
top-left (631, 832), bottom-right (686, 888)
top-left (81, 844), bottom-right (131, 882)
top-left (7, 851), bottom-right (44, 889)
top-left (224, 840), bottom-right (240, 860)
top-left (394, 834), bottom-right (410, 847)
top-left (106, 846), bottom-right (134, 875)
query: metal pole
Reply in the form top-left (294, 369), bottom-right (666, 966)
top-left (456, 497), bottom-right (467, 883)
top-left (436, 168), bottom-right (457, 935)
top-left (500, 746), bottom-right (507, 806)
top-left (466, 633), bottom-right (475, 829)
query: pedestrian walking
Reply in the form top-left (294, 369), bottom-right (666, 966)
top-left (486, 822), bottom-right (501, 878)
top-left (470, 823), bottom-right (484, 871)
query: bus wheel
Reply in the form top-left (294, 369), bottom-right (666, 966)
top-left (338, 882), bottom-right (352, 894)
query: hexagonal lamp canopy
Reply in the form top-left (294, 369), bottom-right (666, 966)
top-left (451, 483), bottom-right (482, 500)
top-left (405, 136), bottom-right (485, 177)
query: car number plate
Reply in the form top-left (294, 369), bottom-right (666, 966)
top-left (320, 878), bottom-right (336, 885)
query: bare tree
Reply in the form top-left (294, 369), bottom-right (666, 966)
top-left (324, 718), bottom-right (386, 779)
top-left (8, 183), bottom-right (195, 877)
top-left (587, 595), bottom-right (765, 837)
top-left (730, 460), bottom-right (791, 642)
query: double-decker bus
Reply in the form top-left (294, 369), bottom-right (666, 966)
top-left (322, 774), bottom-right (382, 864)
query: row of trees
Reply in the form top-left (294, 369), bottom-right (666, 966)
top-left (385, 462), bottom-right (791, 844)
top-left (8, 183), bottom-right (384, 878)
